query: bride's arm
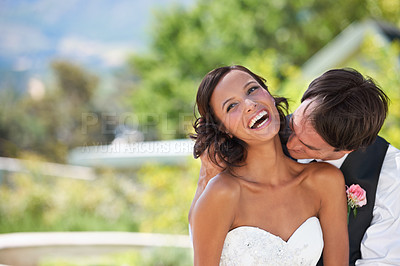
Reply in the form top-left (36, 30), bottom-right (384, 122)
top-left (191, 174), bottom-right (239, 266)
top-left (315, 163), bottom-right (349, 265)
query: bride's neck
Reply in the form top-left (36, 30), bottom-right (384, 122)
top-left (232, 136), bottom-right (289, 184)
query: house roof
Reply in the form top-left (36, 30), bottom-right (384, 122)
top-left (376, 20), bottom-right (400, 42)
top-left (301, 20), bottom-right (400, 79)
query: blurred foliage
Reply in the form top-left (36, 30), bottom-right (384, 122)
top-left (135, 158), bottom-right (199, 234)
top-left (0, 154), bottom-right (197, 263)
top-left (40, 247), bottom-right (192, 266)
top-left (128, 0), bottom-right (400, 140)
top-left (0, 155), bottom-right (139, 232)
top-left (0, 153), bottom-right (198, 234)
top-left (0, 60), bottom-right (114, 162)
top-left (52, 61), bottom-right (98, 103)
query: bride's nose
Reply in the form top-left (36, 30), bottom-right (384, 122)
top-left (245, 99), bottom-right (257, 112)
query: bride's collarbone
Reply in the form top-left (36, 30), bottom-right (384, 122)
top-left (235, 184), bottom-right (318, 218)
top-left (235, 175), bottom-right (304, 193)
top-left (233, 164), bottom-right (308, 188)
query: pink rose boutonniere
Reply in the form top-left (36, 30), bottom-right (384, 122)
top-left (346, 184), bottom-right (367, 221)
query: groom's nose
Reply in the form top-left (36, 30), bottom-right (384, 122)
top-left (286, 133), bottom-right (302, 151)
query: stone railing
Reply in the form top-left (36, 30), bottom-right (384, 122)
top-left (0, 231), bottom-right (192, 266)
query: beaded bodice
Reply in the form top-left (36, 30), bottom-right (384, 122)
top-left (219, 217), bottom-right (323, 266)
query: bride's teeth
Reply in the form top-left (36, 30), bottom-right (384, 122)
top-left (249, 110), bottom-right (268, 128)
top-left (257, 117), bottom-right (268, 128)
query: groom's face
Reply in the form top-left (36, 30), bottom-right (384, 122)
top-left (286, 100), bottom-right (349, 161)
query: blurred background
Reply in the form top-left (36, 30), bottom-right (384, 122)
top-left (0, 0), bottom-right (399, 265)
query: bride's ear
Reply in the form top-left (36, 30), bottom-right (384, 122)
top-left (225, 131), bottom-right (233, 138)
top-left (219, 123), bottom-right (233, 138)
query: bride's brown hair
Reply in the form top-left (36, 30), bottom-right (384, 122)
top-left (190, 65), bottom-right (288, 172)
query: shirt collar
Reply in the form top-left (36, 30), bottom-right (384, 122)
top-left (297, 153), bottom-right (349, 169)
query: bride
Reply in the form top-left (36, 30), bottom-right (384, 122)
top-left (189, 65), bottom-right (348, 265)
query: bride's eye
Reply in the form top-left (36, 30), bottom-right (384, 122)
top-left (227, 103), bottom-right (237, 112)
top-left (247, 86), bottom-right (258, 95)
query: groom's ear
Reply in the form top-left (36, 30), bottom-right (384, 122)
top-left (342, 150), bottom-right (354, 155)
top-left (335, 149), bottom-right (354, 158)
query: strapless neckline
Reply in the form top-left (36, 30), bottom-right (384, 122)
top-left (228, 216), bottom-right (318, 243)
top-left (220, 216), bottom-right (323, 265)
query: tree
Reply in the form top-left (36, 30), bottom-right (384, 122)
top-left (0, 61), bottom-right (113, 162)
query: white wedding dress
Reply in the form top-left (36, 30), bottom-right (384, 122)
top-left (219, 216), bottom-right (324, 266)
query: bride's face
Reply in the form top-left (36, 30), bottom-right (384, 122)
top-left (210, 70), bottom-right (280, 143)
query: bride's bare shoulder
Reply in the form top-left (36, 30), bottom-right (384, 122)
top-left (304, 162), bottom-right (345, 191)
top-left (202, 172), bottom-right (241, 202)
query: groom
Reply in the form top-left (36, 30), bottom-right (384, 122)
top-left (191, 68), bottom-right (400, 265)
top-left (283, 68), bottom-right (400, 265)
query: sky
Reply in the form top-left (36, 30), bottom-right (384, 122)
top-left (0, 0), bottom-right (194, 76)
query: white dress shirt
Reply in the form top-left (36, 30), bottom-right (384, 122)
top-left (299, 145), bottom-right (400, 265)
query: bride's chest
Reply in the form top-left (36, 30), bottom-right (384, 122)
top-left (237, 184), bottom-right (319, 213)
top-left (232, 187), bottom-right (320, 239)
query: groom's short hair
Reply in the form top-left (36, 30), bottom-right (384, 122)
top-left (301, 68), bottom-right (389, 151)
